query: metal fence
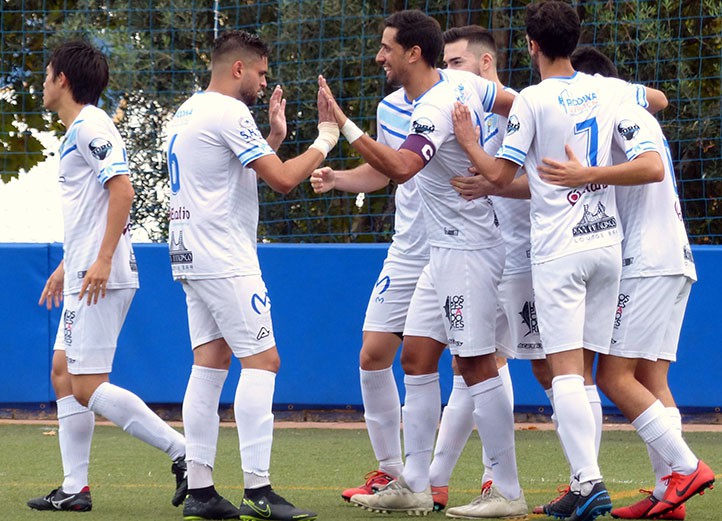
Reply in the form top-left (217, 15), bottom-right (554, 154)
top-left (1, 1), bottom-right (720, 242)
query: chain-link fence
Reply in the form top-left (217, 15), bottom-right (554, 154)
top-left (2, 1), bottom-right (720, 242)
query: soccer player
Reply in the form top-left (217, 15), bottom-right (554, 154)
top-left (447, 2), bottom-right (659, 518)
top-left (166, 30), bottom-right (338, 521)
top-left (537, 46), bottom-right (715, 520)
top-left (310, 88), bottom-right (452, 510)
top-left (433, 26), bottom-right (544, 513)
top-left (27, 40), bottom-right (187, 512)
top-left (320, 10), bottom-right (527, 518)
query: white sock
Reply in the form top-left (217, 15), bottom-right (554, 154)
top-left (551, 375), bottom-right (601, 484)
top-left (401, 373), bottom-right (440, 493)
top-left (430, 375), bottom-right (474, 487)
top-left (57, 396), bottom-right (94, 493)
top-left (633, 401), bottom-right (697, 475)
top-left (648, 407), bottom-right (682, 499)
top-left (183, 365), bottom-right (228, 488)
top-left (469, 376), bottom-right (521, 500)
top-left (545, 387), bottom-right (572, 478)
top-left (88, 382), bottom-right (185, 460)
top-left (360, 367), bottom-right (403, 477)
top-left (585, 385), bottom-right (603, 457)
top-left (499, 363), bottom-right (514, 408)
top-left (235, 368), bottom-right (275, 489)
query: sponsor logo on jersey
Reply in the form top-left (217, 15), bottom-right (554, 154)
top-left (444, 227), bottom-right (459, 236)
top-left (89, 138), bottom-right (113, 160)
top-left (622, 256), bottom-right (635, 267)
top-left (129, 252), bottom-right (138, 272)
top-left (683, 245), bottom-right (694, 263)
top-left (617, 119), bottom-right (640, 140)
top-left (169, 206), bottom-right (191, 222)
top-left (566, 184), bottom-right (609, 206)
top-left (506, 115), bottom-right (520, 135)
top-left (251, 292), bottom-right (270, 314)
top-left (519, 300), bottom-right (539, 337)
top-left (444, 295), bottom-right (465, 331)
top-left (412, 118), bottom-right (435, 135)
top-left (169, 230), bottom-right (194, 266)
top-left (572, 202), bottom-right (618, 236)
top-left (614, 293), bottom-right (630, 328)
top-left (63, 310), bottom-right (76, 346)
top-left (557, 89), bottom-right (599, 116)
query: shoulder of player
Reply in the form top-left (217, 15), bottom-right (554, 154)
top-left (73, 106), bottom-right (121, 143)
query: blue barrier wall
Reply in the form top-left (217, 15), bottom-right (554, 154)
top-left (2, 243), bottom-right (720, 411)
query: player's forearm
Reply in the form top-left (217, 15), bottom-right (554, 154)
top-left (333, 163), bottom-right (390, 193)
top-left (462, 143), bottom-right (515, 188)
top-left (585, 152), bottom-right (664, 186)
top-left (99, 178), bottom-right (134, 262)
top-left (266, 130), bottom-right (284, 152)
top-left (645, 87), bottom-right (668, 114)
top-left (272, 149), bottom-right (326, 194)
top-left (495, 174), bottom-right (531, 199)
top-left (350, 135), bottom-right (418, 183)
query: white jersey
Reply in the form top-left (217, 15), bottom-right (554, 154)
top-left (376, 88), bottom-right (429, 259)
top-left (58, 105), bottom-right (138, 294)
top-left (612, 105), bottom-right (696, 280)
top-left (484, 87), bottom-right (532, 274)
top-left (166, 91), bottom-right (275, 280)
top-left (407, 68), bottom-right (503, 250)
top-left (497, 72), bottom-right (626, 263)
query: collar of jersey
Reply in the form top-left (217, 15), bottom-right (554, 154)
top-left (547, 70), bottom-right (579, 81)
top-left (411, 70), bottom-right (445, 105)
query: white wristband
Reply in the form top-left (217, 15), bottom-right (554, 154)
top-left (341, 118), bottom-right (364, 144)
top-left (308, 122), bottom-right (340, 158)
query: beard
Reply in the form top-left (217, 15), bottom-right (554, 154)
top-left (239, 87), bottom-right (260, 106)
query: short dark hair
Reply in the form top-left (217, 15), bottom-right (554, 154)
top-left (384, 10), bottom-right (443, 67)
top-left (48, 40), bottom-right (108, 106)
top-left (443, 26), bottom-right (497, 58)
top-left (525, 1), bottom-right (580, 61)
top-left (211, 30), bottom-right (270, 64)
top-left (571, 47), bottom-right (619, 78)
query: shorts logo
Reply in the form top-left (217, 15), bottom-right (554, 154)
top-left (256, 327), bottom-right (271, 341)
top-left (63, 310), bottom-right (76, 346)
top-left (251, 292), bottom-right (270, 314)
top-left (622, 256), bottom-right (635, 267)
top-left (572, 202), bottom-right (617, 236)
top-left (412, 118), bottom-right (435, 135)
top-left (374, 276), bottom-right (391, 303)
top-left (615, 293), bottom-right (630, 329)
top-left (444, 295), bottom-right (465, 331)
top-left (519, 301), bottom-right (539, 337)
top-left (89, 138), bottom-right (113, 160)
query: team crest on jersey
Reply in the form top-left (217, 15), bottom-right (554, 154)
top-left (239, 116), bottom-right (255, 128)
top-left (89, 138), bottom-right (113, 160)
top-left (453, 83), bottom-right (472, 104)
top-left (506, 115), bottom-right (520, 135)
top-left (617, 119), bottom-right (640, 141)
top-left (572, 202), bottom-right (617, 236)
top-left (444, 295), bottom-right (465, 331)
top-left (412, 118), bottom-right (435, 135)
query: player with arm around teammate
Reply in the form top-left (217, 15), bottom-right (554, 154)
top-left (320, 10), bottom-right (527, 518)
top-left (166, 30), bottom-right (338, 521)
top-left (27, 40), bottom-right (187, 513)
top-left (537, 47), bottom-right (715, 520)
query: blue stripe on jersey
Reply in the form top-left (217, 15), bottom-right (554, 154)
top-left (379, 98), bottom-right (412, 116)
top-left (497, 144), bottom-right (526, 165)
top-left (378, 105), bottom-right (412, 135)
top-left (635, 84), bottom-right (649, 108)
top-left (60, 144), bottom-right (78, 160)
top-left (379, 123), bottom-right (407, 140)
top-left (625, 140), bottom-right (658, 160)
top-left (481, 81), bottom-right (497, 112)
top-left (239, 149), bottom-right (266, 166)
top-left (483, 127), bottom-right (499, 145)
top-left (238, 145), bottom-right (263, 164)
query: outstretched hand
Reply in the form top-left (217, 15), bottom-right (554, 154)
top-left (538, 145), bottom-right (589, 187)
top-left (268, 85), bottom-right (287, 143)
top-left (39, 263), bottom-right (64, 310)
top-left (318, 75), bottom-right (347, 126)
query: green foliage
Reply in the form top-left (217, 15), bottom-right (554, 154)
top-left (1, 1), bottom-right (720, 242)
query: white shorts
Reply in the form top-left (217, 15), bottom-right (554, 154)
top-left (611, 275), bottom-right (692, 362)
top-left (406, 245), bottom-right (504, 357)
top-left (362, 252), bottom-right (428, 334)
top-left (53, 289), bottom-right (135, 375)
top-left (403, 264), bottom-right (448, 345)
top-left (495, 271), bottom-right (544, 360)
top-left (532, 244), bottom-right (621, 355)
top-left (182, 276), bottom-right (276, 358)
